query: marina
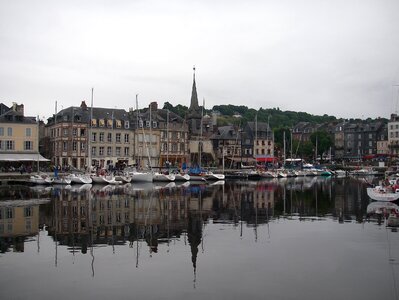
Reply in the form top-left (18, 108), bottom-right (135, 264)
top-left (1, 177), bottom-right (398, 300)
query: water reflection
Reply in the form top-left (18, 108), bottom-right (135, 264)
top-left (0, 177), bottom-right (384, 257)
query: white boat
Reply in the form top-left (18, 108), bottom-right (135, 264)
top-left (189, 175), bottom-right (207, 181)
top-left (366, 186), bottom-right (399, 202)
top-left (53, 176), bottom-right (72, 185)
top-left (260, 171), bottom-right (277, 178)
top-left (29, 173), bottom-right (53, 185)
top-left (91, 174), bottom-right (122, 185)
top-left (68, 173), bottom-right (93, 184)
top-left (131, 171), bottom-right (153, 183)
top-left (114, 173), bottom-right (132, 183)
top-left (205, 172), bottom-right (225, 181)
top-left (153, 173), bottom-right (175, 182)
top-left (174, 173), bottom-right (190, 181)
top-left (334, 170), bottom-right (347, 178)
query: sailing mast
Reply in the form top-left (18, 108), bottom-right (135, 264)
top-left (166, 109), bottom-right (169, 169)
top-left (199, 98), bottom-right (204, 169)
top-left (87, 88), bottom-right (93, 172)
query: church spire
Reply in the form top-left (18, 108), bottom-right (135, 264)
top-left (190, 66), bottom-right (199, 111)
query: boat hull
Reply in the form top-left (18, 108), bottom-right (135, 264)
top-left (367, 187), bottom-right (399, 202)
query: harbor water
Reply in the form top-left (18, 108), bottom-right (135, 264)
top-left (0, 177), bottom-right (398, 300)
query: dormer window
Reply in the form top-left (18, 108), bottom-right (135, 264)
top-left (124, 121), bottom-right (130, 129)
top-left (139, 120), bottom-right (143, 128)
top-left (152, 121), bottom-right (157, 128)
top-left (116, 120), bottom-right (122, 128)
top-left (146, 121), bottom-right (150, 128)
top-left (99, 119), bottom-right (105, 127)
top-left (107, 119), bottom-right (113, 128)
top-left (91, 119), bottom-right (97, 127)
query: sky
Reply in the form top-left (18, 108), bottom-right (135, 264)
top-left (1, 0), bottom-right (399, 121)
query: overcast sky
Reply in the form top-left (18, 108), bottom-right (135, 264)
top-left (1, 0), bottom-right (399, 121)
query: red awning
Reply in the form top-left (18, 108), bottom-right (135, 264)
top-left (256, 157), bottom-right (275, 162)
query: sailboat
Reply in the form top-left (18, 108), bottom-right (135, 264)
top-left (132, 94), bottom-right (153, 183)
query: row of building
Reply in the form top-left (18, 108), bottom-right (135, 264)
top-left (0, 70), bottom-right (397, 170)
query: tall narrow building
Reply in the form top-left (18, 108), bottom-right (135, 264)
top-left (187, 67), bottom-right (202, 136)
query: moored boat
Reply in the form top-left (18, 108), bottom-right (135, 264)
top-left (131, 171), bottom-right (153, 183)
top-left (205, 172), bottom-right (225, 181)
top-left (153, 173), bottom-right (175, 182)
top-left (68, 173), bottom-right (93, 184)
top-left (174, 173), bottom-right (190, 181)
top-left (29, 173), bottom-right (53, 185)
top-left (366, 186), bottom-right (399, 202)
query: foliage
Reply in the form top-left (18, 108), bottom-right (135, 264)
top-left (310, 130), bottom-right (333, 162)
top-left (163, 102), bottom-right (188, 118)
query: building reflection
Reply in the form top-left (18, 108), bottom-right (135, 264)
top-left (0, 185), bottom-right (50, 253)
top-left (0, 177), bottom-right (377, 256)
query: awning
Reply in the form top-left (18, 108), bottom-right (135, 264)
top-left (0, 153), bottom-right (50, 162)
top-left (255, 156), bottom-right (276, 162)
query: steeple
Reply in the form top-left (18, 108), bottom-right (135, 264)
top-left (189, 66), bottom-right (199, 111)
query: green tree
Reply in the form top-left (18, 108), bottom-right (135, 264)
top-left (310, 130), bottom-right (333, 162)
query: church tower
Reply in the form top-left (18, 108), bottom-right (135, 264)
top-left (187, 66), bottom-right (202, 135)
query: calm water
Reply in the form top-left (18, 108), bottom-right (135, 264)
top-left (0, 177), bottom-right (398, 300)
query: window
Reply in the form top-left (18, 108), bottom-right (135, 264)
top-left (63, 128), bottom-right (68, 136)
top-left (99, 119), bottom-right (105, 127)
top-left (99, 146), bottom-right (104, 156)
top-left (73, 128), bottom-right (77, 136)
top-left (72, 141), bottom-right (77, 151)
top-left (180, 143), bottom-right (185, 152)
top-left (124, 147), bottom-right (129, 156)
top-left (63, 141), bottom-right (68, 151)
top-left (6, 207), bottom-right (14, 219)
top-left (92, 132), bottom-right (97, 142)
top-left (124, 134), bottom-right (129, 143)
top-left (26, 128), bottom-right (31, 136)
top-left (0, 127), bottom-right (3, 136)
top-left (99, 132), bottom-right (104, 142)
top-left (116, 133), bottom-right (121, 143)
top-left (116, 147), bottom-right (121, 156)
top-left (107, 133), bottom-right (112, 142)
top-left (124, 121), bottom-right (129, 129)
top-left (107, 119), bottom-right (113, 128)
top-left (81, 142), bottom-right (85, 150)
top-left (6, 141), bottom-right (14, 150)
top-left (146, 121), bottom-right (150, 128)
top-left (80, 129), bottom-right (85, 136)
top-left (153, 121), bottom-right (157, 128)
top-left (107, 146), bottom-right (112, 156)
top-left (91, 119), bottom-right (97, 127)
top-left (24, 141), bottom-right (33, 150)
top-left (116, 120), bottom-right (122, 128)
top-left (91, 147), bottom-right (96, 156)
top-left (172, 143), bottom-right (177, 152)
top-left (139, 120), bottom-right (143, 128)
top-left (7, 127), bottom-right (12, 136)
top-left (24, 207), bottom-right (32, 217)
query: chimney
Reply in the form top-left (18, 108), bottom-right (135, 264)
top-left (80, 101), bottom-right (88, 110)
top-left (12, 102), bottom-right (24, 115)
top-left (149, 102), bottom-right (158, 111)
